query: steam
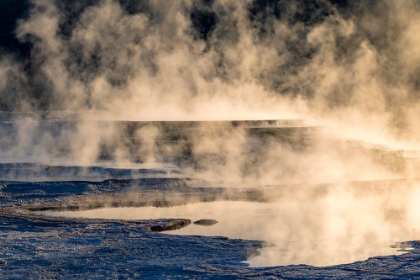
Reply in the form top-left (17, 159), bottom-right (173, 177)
top-left (2, 0), bottom-right (420, 177)
top-left (41, 180), bottom-right (420, 267)
top-left (3, 0), bottom-right (420, 266)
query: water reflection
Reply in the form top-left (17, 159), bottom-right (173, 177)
top-left (41, 197), bottom-right (420, 267)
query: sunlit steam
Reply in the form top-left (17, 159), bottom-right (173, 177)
top-left (3, 0), bottom-right (420, 268)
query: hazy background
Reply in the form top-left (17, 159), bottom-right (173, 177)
top-left (0, 1), bottom-right (417, 126)
top-left (7, 1), bottom-right (420, 267)
top-left (1, 0), bottom-right (420, 175)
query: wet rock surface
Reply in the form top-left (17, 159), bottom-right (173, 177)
top-left (0, 121), bottom-right (419, 277)
top-left (194, 219), bottom-right (218, 226)
top-left (149, 219), bottom-right (192, 232)
top-left (0, 174), bottom-right (419, 278)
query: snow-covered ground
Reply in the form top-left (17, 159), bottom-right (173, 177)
top-left (1, 120), bottom-right (420, 278)
top-left (0, 167), bottom-right (420, 278)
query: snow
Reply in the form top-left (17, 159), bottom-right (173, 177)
top-left (0, 119), bottom-right (419, 278)
top-left (0, 172), bottom-right (419, 278)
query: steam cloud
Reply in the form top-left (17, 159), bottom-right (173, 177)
top-left (6, 0), bottom-right (420, 267)
top-left (1, 0), bottom-right (419, 179)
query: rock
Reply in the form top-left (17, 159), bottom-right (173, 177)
top-left (193, 219), bottom-right (218, 226)
top-left (149, 219), bottom-right (191, 232)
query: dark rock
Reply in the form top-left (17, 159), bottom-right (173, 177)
top-left (149, 219), bottom-right (191, 232)
top-left (193, 219), bottom-right (218, 226)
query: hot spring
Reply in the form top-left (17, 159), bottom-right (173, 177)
top-left (39, 184), bottom-right (420, 267)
